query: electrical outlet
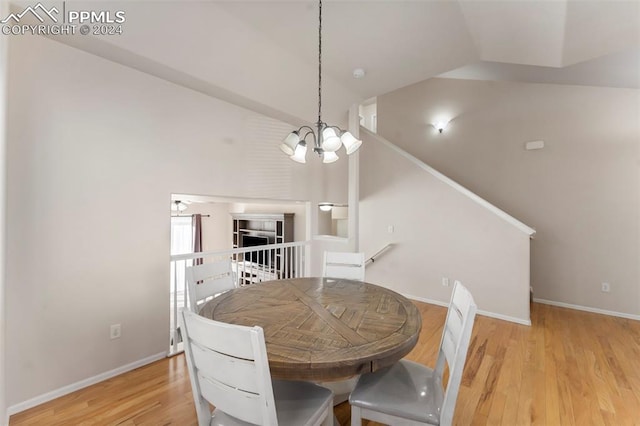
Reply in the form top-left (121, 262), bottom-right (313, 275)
top-left (442, 277), bottom-right (450, 287)
top-left (110, 324), bottom-right (121, 340)
top-left (601, 282), bottom-right (610, 293)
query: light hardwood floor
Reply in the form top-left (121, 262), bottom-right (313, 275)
top-left (10, 302), bottom-right (640, 425)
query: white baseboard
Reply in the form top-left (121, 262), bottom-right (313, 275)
top-left (476, 308), bottom-right (532, 326)
top-left (533, 298), bottom-right (640, 321)
top-left (7, 351), bottom-right (167, 417)
top-left (407, 295), bottom-right (448, 308)
top-left (404, 293), bottom-right (531, 326)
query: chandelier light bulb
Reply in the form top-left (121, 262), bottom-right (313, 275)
top-left (321, 127), bottom-right (341, 152)
top-left (340, 131), bottom-right (362, 155)
top-left (322, 151), bottom-right (339, 163)
top-left (290, 141), bottom-right (307, 163)
top-left (280, 131), bottom-right (300, 155)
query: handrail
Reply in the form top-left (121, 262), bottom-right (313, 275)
top-left (169, 240), bottom-right (310, 356)
top-left (365, 243), bottom-right (393, 265)
top-left (171, 241), bottom-right (311, 262)
top-left (361, 127), bottom-right (536, 238)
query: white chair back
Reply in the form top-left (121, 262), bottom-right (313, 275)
top-left (180, 309), bottom-right (278, 425)
top-left (186, 260), bottom-right (236, 313)
top-left (435, 281), bottom-right (477, 425)
top-left (322, 251), bottom-right (365, 281)
top-left (349, 280), bottom-right (477, 426)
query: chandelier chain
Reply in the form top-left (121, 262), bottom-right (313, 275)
top-left (279, 0), bottom-right (361, 162)
top-left (318, 0), bottom-right (322, 126)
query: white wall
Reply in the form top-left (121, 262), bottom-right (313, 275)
top-left (377, 77), bottom-right (640, 316)
top-left (317, 209), bottom-right (332, 236)
top-left (0, 1), bottom-right (8, 422)
top-left (5, 34), bottom-right (345, 408)
top-left (359, 102), bottom-right (377, 133)
top-left (317, 207), bottom-right (348, 238)
top-left (359, 132), bottom-right (532, 323)
top-left (53, 1), bottom-right (359, 128)
top-left (200, 204), bottom-right (234, 252)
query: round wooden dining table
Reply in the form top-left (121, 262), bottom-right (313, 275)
top-left (199, 277), bottom-right (422, 381)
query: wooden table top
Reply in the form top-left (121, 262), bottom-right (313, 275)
top-left (200, 277), bottom-right (422, 381)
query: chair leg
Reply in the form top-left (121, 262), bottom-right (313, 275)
top-left (351, 405), bottom-right (362, 426)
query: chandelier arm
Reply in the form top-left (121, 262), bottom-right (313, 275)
top-left (297, 125), bottom-right (315, 134)
top-left (301, 129), bottom-right (317, 145)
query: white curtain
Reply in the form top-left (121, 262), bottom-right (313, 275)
top-left (171, 217), bottom-right (193, 255)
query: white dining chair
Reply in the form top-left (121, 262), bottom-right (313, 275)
top-left (320, 251), bottom-right (366, 405)
top-left (322, 251), bottom-right (365, 281)
top-left (186, 259), bottom-right (237, 313)
top-left (180, 309), bottom-right (334, 426)
top-left (349, 281), bottom-right (477, 426)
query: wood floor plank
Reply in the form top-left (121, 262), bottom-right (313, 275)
top-left (485, 389), bottom-right (507, 425)
top-left (10, 301), bottom-right (640, 426)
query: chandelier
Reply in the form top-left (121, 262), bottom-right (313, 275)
top-left (279, 0), bottom-right (362, 164)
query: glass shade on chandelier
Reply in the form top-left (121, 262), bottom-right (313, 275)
top-left (280, 131), bottom-right (300, 156)
top-left (290, 141), bottom-right (308, 164)
top-left (280, 125), bottom-right (361, 164)
top-left (322, 151), bottom-right (339, 163)
top-left (339, 131), bottom-right (362, 155)
top-left (279, 0), bottom-right (362, 163)
top-left (321, 128), bottom-right (341, 152)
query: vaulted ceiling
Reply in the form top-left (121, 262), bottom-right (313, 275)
top-left (27, 0), bottom-right (640, 126)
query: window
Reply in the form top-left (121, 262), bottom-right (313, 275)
top-left (171, 216), bottom-right (193, 255)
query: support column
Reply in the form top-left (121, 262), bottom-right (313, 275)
top-left (348, 104), bottom-right (359, 252)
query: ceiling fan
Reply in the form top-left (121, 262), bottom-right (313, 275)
top-left (171, 200), bottom-right (191, 212)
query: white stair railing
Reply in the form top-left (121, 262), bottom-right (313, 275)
top-left (169, 241), bottom-right (310, 355)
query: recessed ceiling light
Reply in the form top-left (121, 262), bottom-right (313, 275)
top-left (353, 68), bottom-right (366, 79)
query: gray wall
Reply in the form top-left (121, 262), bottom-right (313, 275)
top-left (377, 77), bottom-right (640, 315)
